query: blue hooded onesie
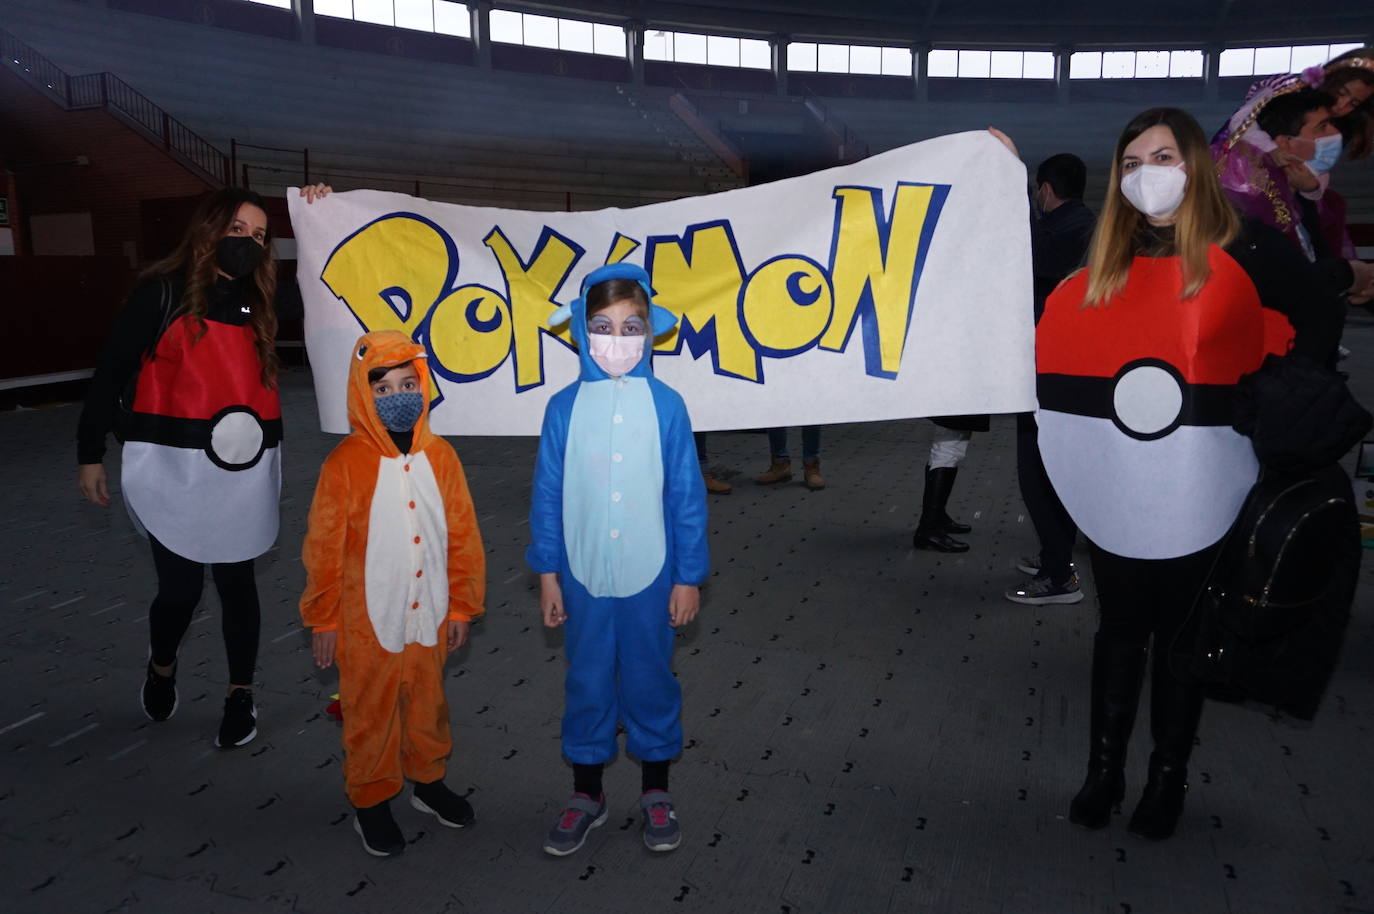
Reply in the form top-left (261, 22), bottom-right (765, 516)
top-left (527, 263), bottom-right (710, 765)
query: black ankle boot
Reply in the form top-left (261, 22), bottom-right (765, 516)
top-left (1127, 755), bottom-right (1189, 840)
top-left (1127, 648), bottom-right (1205, 840)
top-left (1069, 634), bottom-right (1148, 829)
top-left (913, 466), bottom-right (969, 552)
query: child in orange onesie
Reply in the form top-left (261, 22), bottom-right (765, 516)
top-left (300, 329), bottom-right (486, 857)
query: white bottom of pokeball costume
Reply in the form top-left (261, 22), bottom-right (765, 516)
top-left (122, 441), bottom-right (281, 564)
top-left (1036, 409), bottom-right (1257, 561)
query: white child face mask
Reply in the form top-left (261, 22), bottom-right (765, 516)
top-left (1120, 164), bottom-right (1188, 220)
top-left (588, 333), bottom-right (644, 377)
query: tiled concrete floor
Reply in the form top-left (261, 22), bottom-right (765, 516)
top-left (2, 316), bottom-right (1372, 914)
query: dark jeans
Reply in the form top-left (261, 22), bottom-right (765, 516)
top-left (148, 536), bottom-right (261, 685)
top-left (1016, 412), bottom-right (1077, 583)
top-left (767, 426), bottom-right (820, 461)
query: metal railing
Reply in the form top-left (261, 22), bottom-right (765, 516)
top-left (1, 26), bottom-right (230, 186)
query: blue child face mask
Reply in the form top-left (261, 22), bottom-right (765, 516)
top-left (1305, 133), bottom-right (1343, 177)
top-left (375, 391), bottom-right (424, 432)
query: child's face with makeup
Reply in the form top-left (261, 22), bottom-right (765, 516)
top-left (587, 300), bottom-right (647, 337)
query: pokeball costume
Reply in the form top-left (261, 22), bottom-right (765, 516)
top-left (1037, 219), bottom-right (1341, 839)
top-left (78, 273), bottom-right (281, 745)
top-left (299, 331), bottom-right (486, 825)
top-left (527, 263), bottom-right (708, 852)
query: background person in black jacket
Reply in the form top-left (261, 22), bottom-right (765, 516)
top-left (1006, 154), bottom-right (1096, 605)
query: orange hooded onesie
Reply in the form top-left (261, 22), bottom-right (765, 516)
top-left (300, 330), bottom-right (486, 807)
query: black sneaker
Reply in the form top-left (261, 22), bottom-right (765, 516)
top-left (215, 687), bottom-right (257, 748)
top-left (354, 800), bottom-right (406, 857)
top-left (141, 662), bottom-right (178, 722)
top-left (411, 780), bottom-right (475, 828)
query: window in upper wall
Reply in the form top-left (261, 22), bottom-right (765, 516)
top-left (928, 49), bottom-right (1055, 79)
top-left (239, 0), bottom-right (291, 8)
top-left (648, 31), bottom-right (770, 69)
top-left (489, 9), bottom-right (624, 56)
top-left (1219, 43), bottom-right (1363, 77)
top-left (1069, 49), bottom-right (1205, 79)
top-left (314, 1), bottom-right (471, 37)
top-left (789, 42), bottom-right (912, 77)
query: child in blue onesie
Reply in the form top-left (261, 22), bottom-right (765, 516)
top-left (527, 262), bottom-right (709, 856)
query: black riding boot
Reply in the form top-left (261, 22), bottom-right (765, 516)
top-left (1128, 648), bottom-right (1205, 840)
top-left (913, 466), bottom-right (968, 552)
top-left (939, 466), bottom-right (971, 533)
top-left (1069, 633), bottom-right (1148, 829)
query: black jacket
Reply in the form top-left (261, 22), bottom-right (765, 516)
top-left (1031, 199), bottom-right (1095, 323)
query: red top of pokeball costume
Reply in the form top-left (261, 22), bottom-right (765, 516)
top-left (1037, 245), bottom-right (1292, 388)
top-left (133, 317), bottom-right (281, 421)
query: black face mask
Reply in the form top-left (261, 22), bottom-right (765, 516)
top-left (215, 235), bottom-right (265, 279)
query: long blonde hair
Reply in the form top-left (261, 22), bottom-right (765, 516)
top-left (1083, 107), bottom-right (1239, 307)
top-left (142, 188), bottom-right (280, 388)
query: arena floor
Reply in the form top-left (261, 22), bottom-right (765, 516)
top-left (2, 314), bottom-right (1372, 914)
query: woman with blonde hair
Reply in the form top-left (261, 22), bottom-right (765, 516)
top-left (1029, 108), bottom-right (1342, 839)
top-left (78, 184), bottom-right (329, 748)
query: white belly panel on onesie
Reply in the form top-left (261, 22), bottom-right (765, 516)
top-left (564, 377), bottom-right (666, 597)
top-left (1036, 409), bottom-right (1258, 560)
top-left (121, 441), bottom-right (281, 563)
top-left (365, 451), bottom-right (449, 653)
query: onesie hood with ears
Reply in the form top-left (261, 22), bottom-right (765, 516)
top-left (347, 329), bottom-right (435, 458)
top-left (548, 262), bottom-right (680, 382)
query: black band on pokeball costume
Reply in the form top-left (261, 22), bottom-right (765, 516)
top-left (120, 410), bottom-right (283, 471)
top-left (1037, 371), bottom-right (1235, 441)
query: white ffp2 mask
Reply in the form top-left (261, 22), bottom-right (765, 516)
top-left (1120, 164), bottom-right (1188, 220)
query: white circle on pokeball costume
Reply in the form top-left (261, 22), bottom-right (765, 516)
top-left (210, 410), bottom-right (264, 466)
top-left (1113, 365), bottom-right (1183, 436)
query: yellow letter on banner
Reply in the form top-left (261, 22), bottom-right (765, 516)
top-left (321, 213), bottom-right (463, 399)
top-left (485, 226), bottom-right (583, 391)
top-left (820, 183), bottom-right (948, 378)
top-left (321, 214), bottom-right (453, 339)
top-left (648, 221), bottom-right (756, 381)
top-left (739, 256), bottom-right (833, 358)
top-left (427, 285), bottom-right (513, 381)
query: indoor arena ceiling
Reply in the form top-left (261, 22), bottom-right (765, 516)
top-left (525, 1), bottom-right (1374, 46)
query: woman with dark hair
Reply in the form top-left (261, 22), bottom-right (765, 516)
top-left (77, 183), bottom-right (330, 748)
top-left (1321, 47), bottom-right (1374, 158)
top-left (1211, 50), bottom-right (1374, 305)
top-left (1000, 109), bottom-right (1342, 839)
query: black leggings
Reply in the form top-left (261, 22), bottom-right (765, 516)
top-left (1088, 541), bottom-right (1220, 649)
top-left (148, 536), bottom-right (261, 685)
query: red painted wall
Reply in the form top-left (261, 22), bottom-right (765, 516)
top-left (0, 68), bottom-right (214, 262)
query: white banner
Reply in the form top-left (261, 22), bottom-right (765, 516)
top-left (289, 130), bottom-right (1034, 436)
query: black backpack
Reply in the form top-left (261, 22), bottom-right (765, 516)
top-left (1171, 464), bottom-right (1360, 720)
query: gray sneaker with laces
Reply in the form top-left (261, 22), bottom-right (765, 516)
top-left (543, 792), bottom-right (607, 856)
top-left (1005, 573), bottom-right (1085, 606)
top-left (640, 789), bottom-right (681, 852)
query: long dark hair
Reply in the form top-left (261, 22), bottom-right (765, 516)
top-left (142, 187), bottom-right (279, 388)
top-left (1321, 47), bottom-right (1374, 159)
top-left (1084, 107), bottom-right (1238, 306)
